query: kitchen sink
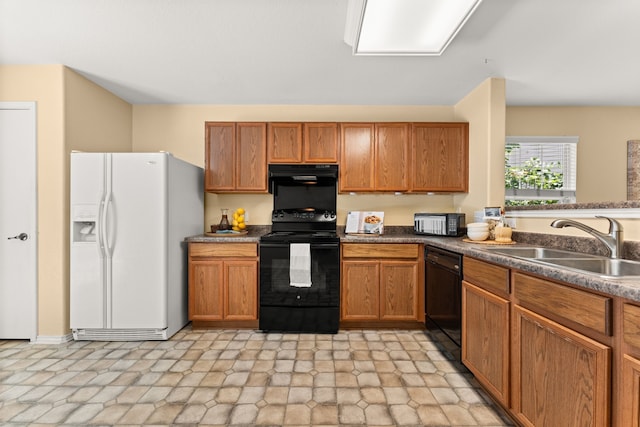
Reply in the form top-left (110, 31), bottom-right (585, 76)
top-left (485, 246), bottom-right (640, 278)
top-left (537, 258), bottom-right (640, 279)
top-left (486, 246), bottom-right (598, 259)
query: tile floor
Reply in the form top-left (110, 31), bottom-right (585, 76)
top-left (0, 326), bottom-right (514, 426)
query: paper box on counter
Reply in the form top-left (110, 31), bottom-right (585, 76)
top-left (345, 211), bottom-right (384, 234)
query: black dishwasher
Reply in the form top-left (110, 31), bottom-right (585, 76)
top-left (425, 245), bottom-right (462, 347)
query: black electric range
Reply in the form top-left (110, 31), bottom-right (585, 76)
top-left (259, 165), bottom-right (340, 334)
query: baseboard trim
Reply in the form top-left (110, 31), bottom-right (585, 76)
top-left (34, 333), bottom-right (74, 345)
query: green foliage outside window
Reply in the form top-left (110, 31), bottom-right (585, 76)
top-left (505, 144), bottom-right (564, 206)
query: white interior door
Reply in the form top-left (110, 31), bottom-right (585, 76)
top-left (0, 102), bottom-right (37, 341)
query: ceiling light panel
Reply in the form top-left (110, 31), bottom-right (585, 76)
top-left (346, 0), bottom-right (483, 56)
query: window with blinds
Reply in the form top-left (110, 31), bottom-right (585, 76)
top-left (505, 136), bottom-right (578, 206)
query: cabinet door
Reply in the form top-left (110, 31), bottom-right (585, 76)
top-left (236, 122), bottom-right (267, 192)
top-left (268, 122), bottom-right (303, 163)
top-left (623, 354), bottom-right (640, 427)
top-left (225, 260), bottom-right (258, 320)
top-left (375, 123), bottom-right (409, 192)
top-left (189, 259), bottom-right (224, 321)
top-left (462, 281), bottom-right (510, 406)
top-left (340, 123), bottom-right (375, 192)
top-left (341, 261), bottom-right (379, 320)
top-left (205, 122), bottom-right (235, 191)
top-left (380, 260), bottom-right (418, 320)
top-left (411, 123), bottom-right (468, 192)
top-left (512, 305), bottom-right (610, 427)
top-left (304, 123), bottom-right (339, 163)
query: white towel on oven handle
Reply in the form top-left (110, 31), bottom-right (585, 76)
top-left (289, 243), bottom-right (312, 287)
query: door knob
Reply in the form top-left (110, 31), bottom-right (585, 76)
top-left (7, 233), bottom-right (28, 241)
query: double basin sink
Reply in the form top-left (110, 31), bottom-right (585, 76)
top-left (485, 246), bottom-right (640, 279)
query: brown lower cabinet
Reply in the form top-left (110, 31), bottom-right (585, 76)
top-left (462, 280), bottom-right (510, 406)
top-left (512, 305), bottom-right (610, 427)
top-left (188, 242), bottom-right (258, 328)
top-left (340, 243), bottom-right (424, 328)
top-left (622, 303), bottom-right (640, 427)
top-left (622, 354), bottom-right (640, 427)
top-left (463, 256), bottom-right (615, 426)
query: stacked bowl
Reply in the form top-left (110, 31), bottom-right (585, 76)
top-left (466, 222), bottom-right (490, 241)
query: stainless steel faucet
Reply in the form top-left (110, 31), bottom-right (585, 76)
top-left (550, 216), bottom-right (624, 259)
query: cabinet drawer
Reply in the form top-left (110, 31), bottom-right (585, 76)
top-left (190, 242), bottom-right (257, 258)
top-left (463, 257), bottom-right (509, 296)
top-left (342, 243), bottom-right (419, 259)
top-left (513, 272), bottom-right (611, 336)
top-left (624, 303), bottom-right (640, 349)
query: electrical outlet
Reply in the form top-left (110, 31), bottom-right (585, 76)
top-left (504, 217), bottom-right (516, 228)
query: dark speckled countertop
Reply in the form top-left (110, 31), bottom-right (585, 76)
top-left (186, 226), bottom-right (268, 243)
top-left (185, 226), bottom-right (640, 303)
top-left (506, 200), bottom-right (640, 211)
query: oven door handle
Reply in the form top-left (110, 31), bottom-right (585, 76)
top-left (309, 243), bottom-right (340, 249)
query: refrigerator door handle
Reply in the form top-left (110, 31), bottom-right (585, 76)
top-left (103, 191), bottom-right (113, 328)
top-left (103, 190), bottom-right (114, 258)
top-left (97, 197), bottom-right (106, 257)
top-left (103, 153), bottom-right (113, 328)
top-left (102, 153), bottom-right (114, 259)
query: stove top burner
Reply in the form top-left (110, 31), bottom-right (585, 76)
top-left (260, 231), bottom-right (339, 243)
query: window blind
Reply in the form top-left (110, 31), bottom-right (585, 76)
top-left (505, 136), bottom-right (578, 203)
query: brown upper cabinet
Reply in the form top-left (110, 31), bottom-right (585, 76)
top-left (339, 123), bottom-right (410, 193)
top-left (206, 121), bottom-right (468, 194)
top-left (411, 122), bottom-right (469, 193)
top-left (339, 123), bottom-right (375, 192)
top-left (205, 122), bottom-right (268, 193)
top-left (267, 122), bottom-right (339, 164)
top-left (267, 123), bottom-right (302, 163)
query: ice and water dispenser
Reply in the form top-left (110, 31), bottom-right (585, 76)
top-left (72, 204), bottom-right (98, 243)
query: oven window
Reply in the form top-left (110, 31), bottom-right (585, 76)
top-left (260, 243), bottom-right (339, 307)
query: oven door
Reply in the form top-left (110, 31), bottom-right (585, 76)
top-left (259, 241), bottom-right (340, 307)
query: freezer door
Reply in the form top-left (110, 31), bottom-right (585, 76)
top-left (70, 153), bottom-right (106, 328)
top-left (109, 153), bottom-right (168, 328)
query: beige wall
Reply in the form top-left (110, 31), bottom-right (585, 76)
top-left (506, 106), bottom-right (640, 203)
top-left (132, 105), bottom-right (467, 230)
top-left (453, 78), bottom-right (506, 218)
top-left (0, 65), bottom-right (132, 337)
top-left (65, 70), bottom-right (133, 153)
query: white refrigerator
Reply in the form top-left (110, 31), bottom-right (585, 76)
top-left (70, 152), bottom-right (203, 340)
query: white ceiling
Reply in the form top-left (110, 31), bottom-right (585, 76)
top-left (2, 0), bottom-right (640, 106)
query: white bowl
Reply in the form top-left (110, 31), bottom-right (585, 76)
top-left (467, 230), bottom-right (490, 241)
top-left (467, 222), bottom-right (489, 229)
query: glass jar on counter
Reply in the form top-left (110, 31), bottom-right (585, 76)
top-left (218, 208), bottom-right (231, 230)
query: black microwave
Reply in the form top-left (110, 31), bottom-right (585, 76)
top-left (414, 213), bottom-right (466, 237)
